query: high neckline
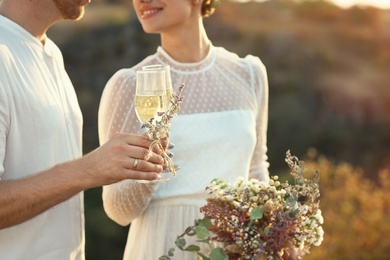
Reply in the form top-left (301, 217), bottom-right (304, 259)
top-left (155, 45), bottom-right (216, 74)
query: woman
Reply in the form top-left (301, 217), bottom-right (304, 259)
top-left (98, 0), bottom-right (270, 258)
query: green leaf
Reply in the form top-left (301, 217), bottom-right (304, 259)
top-left (175, 237), bottom-right (186, 250)
top-left (209, 248), bottom-right (229, 260)
top-left (168, 248), bottom-right (175, 256)
top-left (198, 218), bottom-right (213, 228)
top-left (184, 245), bottom-right (201, 252)
top-left (159, 256), bottom-right (170, 260)
top-left (195, 225), bottom-right (210, 240)
top-left (250, 206), bottom-right (263, 220)
top-left (264, 226), bottom-right (270, 235)
top-left (196, 239), bottom-right (211, 243)
top-left (195, 252), bottom-right (211, 260)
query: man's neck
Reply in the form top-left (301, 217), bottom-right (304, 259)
top-left (0, 0), bottom-right (59, 44)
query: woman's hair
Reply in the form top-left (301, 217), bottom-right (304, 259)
top-left (201, 0), bottom-right (220, 17)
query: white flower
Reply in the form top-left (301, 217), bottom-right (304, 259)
top-left (225, 195), bottom-right (234, 201)
top-left (295, 234), bottom-right (304, 241)
top-left (314, 209), bottom-right (324, 224)
top-left (313, 233), bottom-right (324, 246)
top-left (310, 221), bottom-right (318, 229)
top-left (258, 181), bottom-right (267, 187)
top-left (303, 218), bottom-right (311, 226)
top-left (232, 201), bottom-right (240, 207)
top-left (300, 205), bottom-right (309, 214)
top-left (316, 226), bottom-right (324, 237)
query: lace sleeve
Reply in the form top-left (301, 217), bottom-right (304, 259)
top-left (98, 69), bottom-right (159, 226)
top-left (246, 56), bottom-right (270, 181)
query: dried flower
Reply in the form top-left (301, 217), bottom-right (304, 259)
top-left (160, 151), bottom-right (324, 260)
top-left (142, 84), bottom-right (185, 176)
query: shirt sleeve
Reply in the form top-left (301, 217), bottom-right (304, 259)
top-left (246, 55), bottom-right (270, 182)
top-left (98, 69), bottom-right (160, 226)
top-left (0, 49), bottom-right (11, 179)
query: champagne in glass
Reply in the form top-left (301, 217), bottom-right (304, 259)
top-left (142, 64), bottom-right (173, 112)
top-left (135, 70), bottom-right (167, 124)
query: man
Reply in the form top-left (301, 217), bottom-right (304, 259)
top-left (0, 0), bottom-right (164, 259)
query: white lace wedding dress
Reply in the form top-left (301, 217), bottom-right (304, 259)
top-left (98, 45), bottom-right (270, 259)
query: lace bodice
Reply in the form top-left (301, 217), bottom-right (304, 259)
top-left (98, 45), bottom-right (270, 226)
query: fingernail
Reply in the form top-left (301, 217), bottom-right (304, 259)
top-left (168, 143), bottom-right (175, 149)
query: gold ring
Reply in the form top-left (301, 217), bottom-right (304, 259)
top-left (133, 158), bottom-right (139, 170)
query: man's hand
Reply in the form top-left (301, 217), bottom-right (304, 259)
top-left (77, 133), bottom-right (165, 187)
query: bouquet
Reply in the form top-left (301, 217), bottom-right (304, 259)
top-left (160, 151), bottom-right (324, 260)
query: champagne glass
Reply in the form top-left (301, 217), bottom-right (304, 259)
top-left (134, 69), bottom-right (169, 183)
top-left (142, 64), bottom-right (180, 174)
top-left (142, 64), bottom-right (174, 110)
top-left (135, 69), bottom-right (167, 124)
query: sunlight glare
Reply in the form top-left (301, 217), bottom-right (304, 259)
top-left (329, 0), bottom-right (390, 9)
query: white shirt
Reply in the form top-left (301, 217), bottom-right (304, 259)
top-left (0, 15), bottom-right (85, 260)
top-left (99, 46), bottom-right (270, 259)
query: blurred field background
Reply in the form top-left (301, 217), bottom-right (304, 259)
top-left (47, 0), bottom-right (390, 259)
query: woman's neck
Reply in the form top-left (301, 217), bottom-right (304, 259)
top-left (160, 21), bottom-right (211, 63)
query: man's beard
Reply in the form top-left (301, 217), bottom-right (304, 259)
top-left (52, 0), bottom-right (85, 20)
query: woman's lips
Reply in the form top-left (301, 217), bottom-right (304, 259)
top-left (140, 7), bottom-right (162, 19)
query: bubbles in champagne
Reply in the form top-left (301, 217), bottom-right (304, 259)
top-left (135, 94), bottom-right (165, 124)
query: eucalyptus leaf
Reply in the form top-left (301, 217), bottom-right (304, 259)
top-left (198, 218), bottom-right (213, 228)
top-left (175, 237), bottom-right (186, 249)
top-left (195, 225), bottom-right (210, 240)
top-left (185, 245), bottom-right (201, 252)
top-left (168, 248), bottom-right (175, 256)
top-left (210, 248), bottom-right (229, 260)
top-left (250, 206), bottom-right (263, 220)
top-left (195, 252), bottom-right (211, 260)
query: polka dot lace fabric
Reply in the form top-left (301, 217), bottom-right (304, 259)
top-left (98, 45), bottom-right (270, 259)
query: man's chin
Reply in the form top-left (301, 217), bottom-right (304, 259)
top-left (66, 8), bottom-right (85, 21)
top-left (74, 10), bottom-right (85, 21)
